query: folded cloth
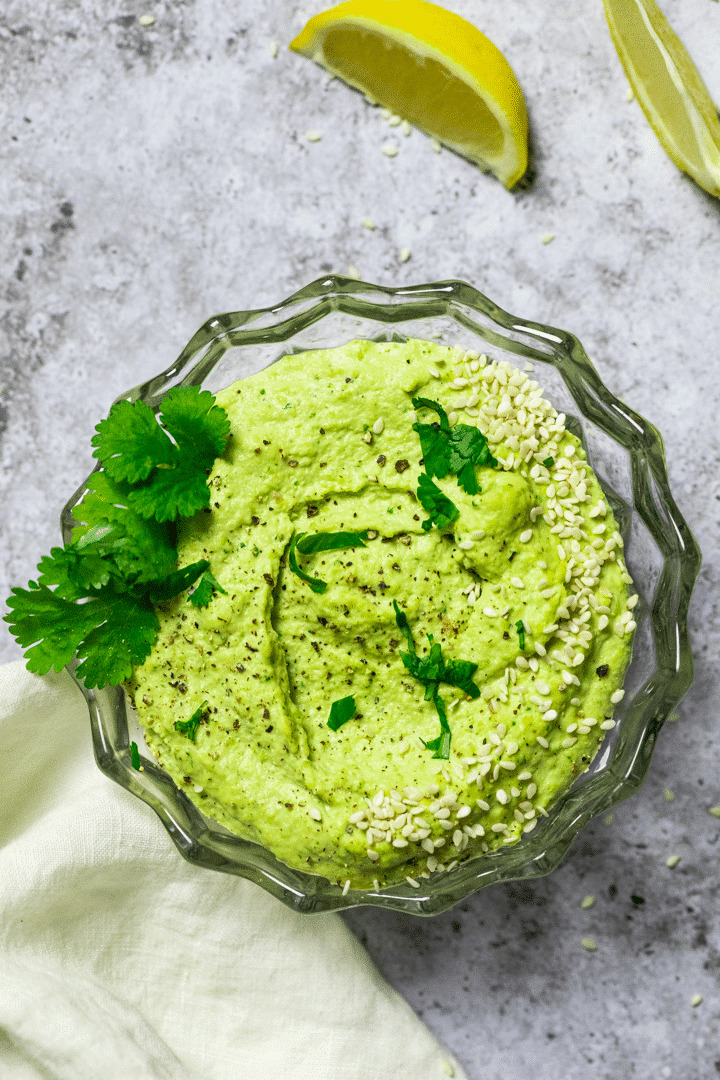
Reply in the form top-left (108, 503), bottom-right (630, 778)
top-left (0, 661), bottom-right (465, 1080)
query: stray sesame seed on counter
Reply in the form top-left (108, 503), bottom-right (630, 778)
top-left (129, 338), bottom-right (635, 891)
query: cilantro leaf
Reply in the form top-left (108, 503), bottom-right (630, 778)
top-left (515, 619), bottom-right (526, 650)
top-left (130, 741), bottom-right (141, 769)
top-left (392, 602), bottom-right (480, 759)
top-left (288, 530), bottom-right (368, 593)
top-left (127, 464), bottom-right (214, 522)
top-left (327, 695), bottom-right (357, 731)
top-left (189, 570), bottom-right (227, 608)
top-left (72, 472), bottom-right (177, 584)
top-left (392, 599), bottom-right (416, 655)
top-left (160, 385), bottom-right (231, 471)
top-left (296, 530), bottom-right (368, 555)
top-left (288, 533), bottom-right (327, 594)
top-left (416, 473), bottom-right (459, 532)
top-left (145, 560), bottom-right (209, 603)
top-left (543, 456), bottom-right (554, 468)
top-left (73, 593), bottom-right (160, 687)
top-left (174, 700), bottom-right (208, 742)
top-left (5, 582), bottom-right (105, 675)
top-left (92, 398), bottom-right (176, 483)
top-left (5, 582), bottom-right (160, 687)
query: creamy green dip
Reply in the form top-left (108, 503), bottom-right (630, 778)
top-left (128, 340), bottom-right (635, 889)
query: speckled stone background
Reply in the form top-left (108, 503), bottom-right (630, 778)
top-left (1, 1), bottom-right (719, 1077)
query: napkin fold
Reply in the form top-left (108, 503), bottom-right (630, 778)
top-left (0, 661), bottom-right (465, 1080)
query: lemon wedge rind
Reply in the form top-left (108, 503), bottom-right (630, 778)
top-left (602, 0), bottom-right (720, 198)
top-left (290, 0), bottom-right (528, 188)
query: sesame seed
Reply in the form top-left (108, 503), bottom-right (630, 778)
top-left (458, 539), bottom-right (474, 550)
top-left (582, 937), bottom-right (598, 951)
top-left (536, 736), bottom-right (549, 748)
top-left (399, 247), bottom-right (411, 262)
top-left (581, 895), bottom-right (595, 909)
top-left (361, 217), bottom-right (376, 230)
top-left (305, 130), bottom-right (322, 142)
top-left (381, 142), bottom-right (399, 157)
top-left (666, 854), bottom-right (680, 868)
top-left (139, 13), bottom-right (156, 26)
top-left (519, 529), bottom-right (532, 543)
top-left (347, 265), bottom-right (360, 280)
top-left (429, 136), bottom-right (442, 153)
top-left (268, 39), bottom-right (279, 58)
top-left (690, 994), bottom-right (703, 1007)
top-left (372, 417), bottom-right (384, 435)
top-left (610, 689), bottom-right (625, 704)
top-left (709, 807), bottom-right (720, 818)
top-left (599, 719), bottom-right (616, 730)
top-left (406, 876), bottom-right (420, 888)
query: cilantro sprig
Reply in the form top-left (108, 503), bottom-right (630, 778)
top-left (5, 387), bottom-right (230, 688)
top-left (393, 600), bottom-right (480, 759)
top-left (288, 530), bottom-right (369, 594)
top-left (189, 570), bottom-right (227, 609)
top-left (411, 396), bottom-right (497, 531)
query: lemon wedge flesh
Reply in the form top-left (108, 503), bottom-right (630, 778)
top-left (290, 0), bottom-right (528, 188)
top-left (602, 0), bottom-right (720, 198)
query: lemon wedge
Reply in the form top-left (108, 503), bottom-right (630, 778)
top-left (289, 0), bottom-right (528, 188)
top-left (602, 0), bottom-right (720, 198)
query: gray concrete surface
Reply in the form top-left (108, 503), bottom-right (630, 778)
top-left (2, 1), bottom-right (719, 1078)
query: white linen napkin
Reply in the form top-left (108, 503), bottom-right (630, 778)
top-left (0, 660), bottom-right (465, 1080)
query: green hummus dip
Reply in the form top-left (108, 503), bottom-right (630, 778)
top-left (128, 340), bottom-right (635, 890)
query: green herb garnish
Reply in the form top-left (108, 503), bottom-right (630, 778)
top-left (189, 570), bottom-right (227, 608)
top-left (130, 740), bottom-right (141, 769)
top-left (5, 388), bottom-right (230, 688)
top-left (412, 396), bottom-right (497, 496)
top-left (288, 530), bottom-right (369, 593)
top-left (543, 456), bottom-right (554, 468)
top-left (416, 474), bottom-right (460, 533)
top-left (174, 701), bottom-right (208, 742)
top-left (327, 694), bottom-right (357, 731)
top-left (515, 619), bottom-right (526, 650)
top-left (392, 600), bottom-right (480, 758)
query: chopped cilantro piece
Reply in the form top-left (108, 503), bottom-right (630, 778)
top-left (146, 560), bottom-right (209, 603)
top-left (288, 533), bottom-right (327, 594)
top-left (296, 530), bottom-right (368, 555)
top-left (288, 530), bottom-right (369, 593)
top-left (515, 619), bottom-right (526, 650)
top-left (392, 601), bottom-right (480, 758)
top-left (189, 570), bottom-right (228, 608)
top-left (5, 387), bottom-right (230, 688)
top-left (412, 396), bottom-right (497, 496)
top-left (327, 694), bottom-right (357, 731)
top-left (422, 693), bottom-right (452, 760)
top-left (130, 741), bottom-right (141, 770)
top-left (174, 701), bottom-right (208, 742)
top-left (543, 456), bottom-right (554, 468)
top-left (416, 473), bottom-right (459, 532)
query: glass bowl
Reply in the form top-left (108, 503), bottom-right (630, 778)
top-left (62, 276), bottom-right (700, 915)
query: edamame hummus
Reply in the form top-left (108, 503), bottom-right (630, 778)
top-left (128, 340), bottom-right (635, 890)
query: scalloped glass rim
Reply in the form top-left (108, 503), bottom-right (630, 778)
top-left (61, 276), bottom-right (701, 916)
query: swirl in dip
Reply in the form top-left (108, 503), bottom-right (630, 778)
top-left (128, 340), bottom-right (635, 890)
